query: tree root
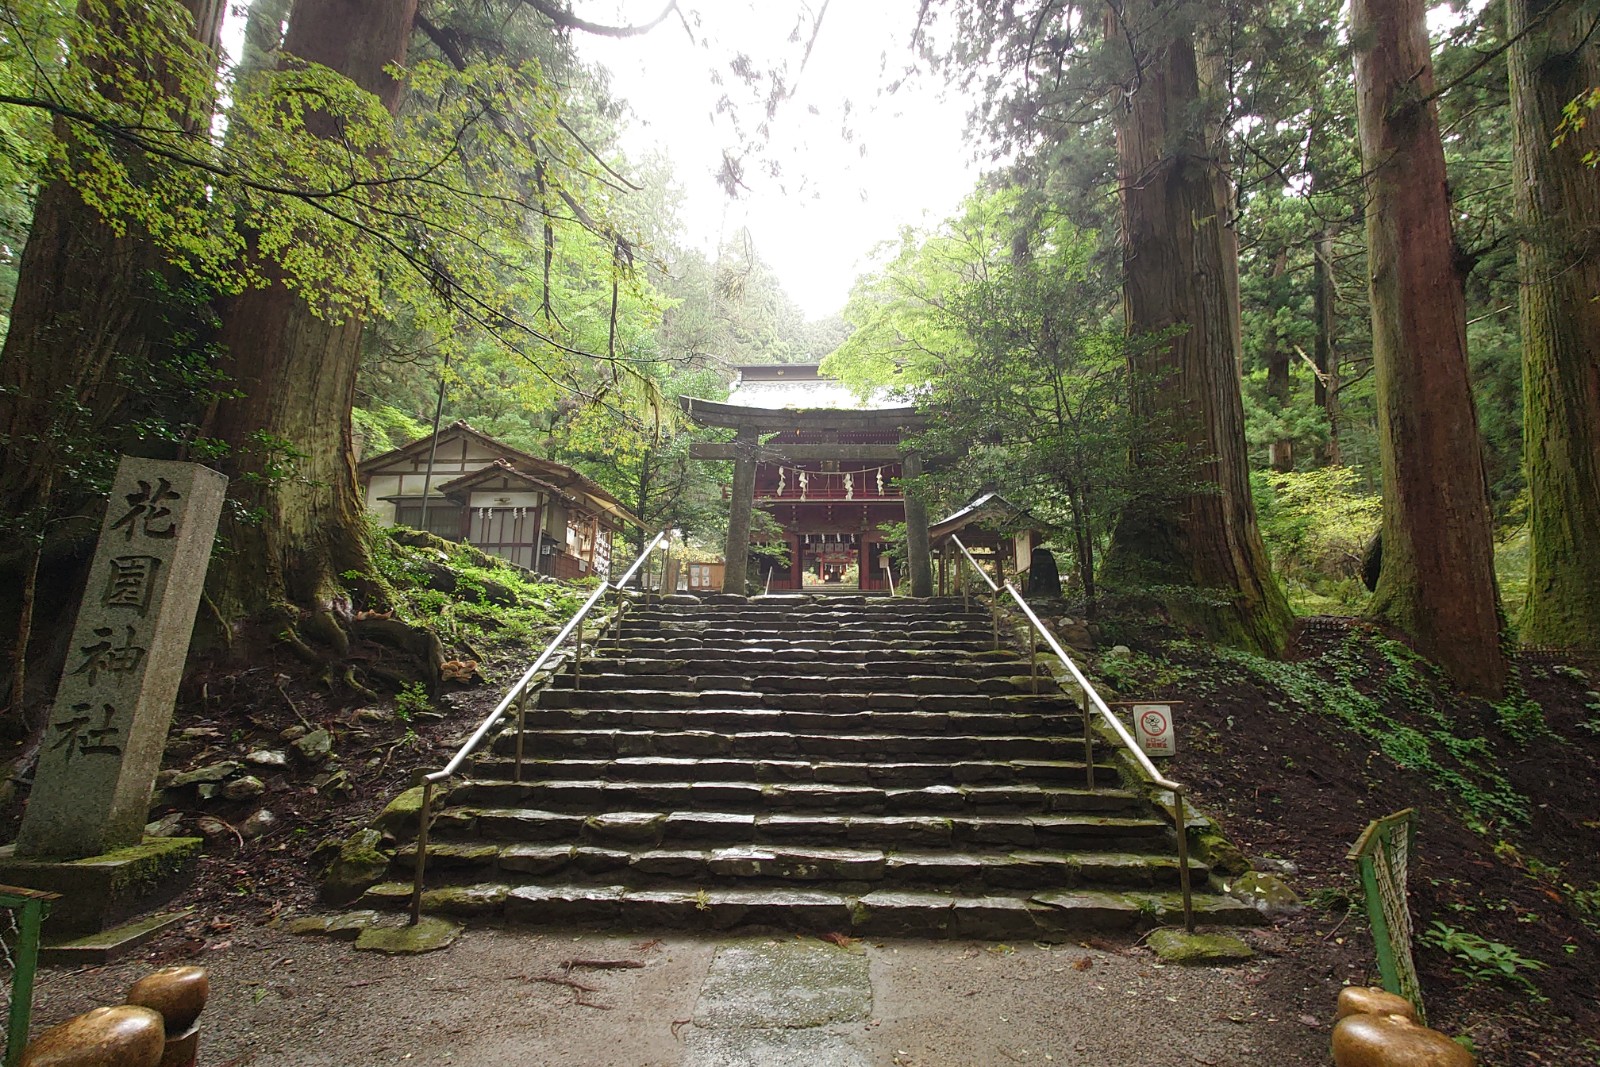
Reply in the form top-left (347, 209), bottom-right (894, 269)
top-left (342, 666), bottom-right (380, 702)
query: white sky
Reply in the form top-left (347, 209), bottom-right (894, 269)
top-left (576, 2), bottom-right (983, 319)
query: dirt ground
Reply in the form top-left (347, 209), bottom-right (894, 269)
top-left (28, 918), bottom-right (1349, 1067)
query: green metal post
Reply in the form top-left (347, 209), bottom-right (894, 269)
top-left (5, 895), bottom-right (48, 1067)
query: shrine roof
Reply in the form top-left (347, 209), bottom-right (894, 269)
top-left (725, 363), bottom-right (905, 411)
top-left (930, 492), bottom-right (1045, 540)
top-left (683, 365), bottom-right (923, 431)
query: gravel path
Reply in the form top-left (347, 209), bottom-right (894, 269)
top-left (25, 920), bottom-right (1345, 1066)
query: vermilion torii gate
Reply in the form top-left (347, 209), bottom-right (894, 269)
top-left (682, 392), bottom-right (934, 596)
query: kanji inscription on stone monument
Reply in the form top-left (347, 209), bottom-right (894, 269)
top-left (15, 458), bottom-right (227, 859)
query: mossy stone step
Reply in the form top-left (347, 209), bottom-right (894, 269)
top-left (426, 806), bottom-right (1168, 851)
top-left (494, 728), bottom-right (1092, 761)
top-left (356, 880), bottom-right (1260, 938)
top-left (544, 672), bottom-right (1059, 696)
top-left (394, 841), bottom-right (1205, 892)
top-left (464, 756), bottom-right (1117, 787)
top-left (517, 708), bottom-right (1081, 738)
top-left (535, 688), bottom-right (1077, 713)
top-left (443, 778), bottom-right (1144, 816)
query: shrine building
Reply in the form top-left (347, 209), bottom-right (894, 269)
top-left (683, 364), bottom-right (933, 596)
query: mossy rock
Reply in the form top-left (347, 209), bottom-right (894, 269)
top-left (1146, 928), bottom-right (1254, 965)
top-left (1230, 871), bottom-right (1300, 914)
top-left (1194, 829), bottom-right (1250, 877)
top-left (354, 916), bottom-right (461, 954)
top-left (320, 828), bottom-right (392, 906)
top-left (372, 786), bottom-right (427, 840)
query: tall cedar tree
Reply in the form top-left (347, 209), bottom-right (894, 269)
top-left (200, 0), bottom-right (418, 628)
top-left (0, 0), bottom-right (224, 719)
top-left (0, 0), bottom-right (225, 519)
top-left (1351, 0), bottom-right (1506, 696)
top-left (1102, 0), bottom-right (1292, 655)
top-left (1509, 0), bottom-right (1600, 649)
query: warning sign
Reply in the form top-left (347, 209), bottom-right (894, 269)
top-left (1131, 704), bottom-right (1176, 756)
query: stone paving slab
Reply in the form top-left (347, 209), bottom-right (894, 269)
top-left (684, 938), bottom-right (873, 1067)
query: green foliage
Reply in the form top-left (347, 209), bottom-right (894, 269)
top-left (370, 527), bottom-right (598, 670)
top-left (1252, 467), bottom-right (1380, 614)
top-left (825, 184), bottom-right (1135, 607)
top-left (352, 404), bottom-right (429, 455)
top-left (1421, 921), bottom-right (1546, 998)
top-left (1200, 635), bottom-right (1529, 827)
top-left (392, 682), bottom-right (429, 722)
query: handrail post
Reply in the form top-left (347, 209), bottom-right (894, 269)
top-left (513, 690), bottom-right (528, 784)
top-left (1174, 789), bottom-right (1195, 933)
top-left (408, 776), bottom-right (436, 926)
top-left (990, 590), bottom-right (1000, 650)
top-left (1083, 685), bottom-right (1095, 791)
top-left (1029, 628), bottom-right (1039, 695)
top-left (7, 896), bottom-right (46, 1067)
top-left (573, 615), bottom-right (585, 689)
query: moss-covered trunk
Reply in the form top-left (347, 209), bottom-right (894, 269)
top-left (1351, 0), bottom-right (1506, 697)
top-left (1102, 0), bottom-right (1292, 656)
top-left (1509, 0), bottom-right (1600, 649)
top-left (0, 0), bottom-right (226, 524)
top-left (202, 0), bottom-right (419, 625)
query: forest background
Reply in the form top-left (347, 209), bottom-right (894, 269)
top-left (0, 0), bottom-right (1595, 719)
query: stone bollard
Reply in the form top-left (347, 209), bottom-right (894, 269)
top-left (19, 1005), bottom-right (165, 1067)
top-left (1331, 1013), bottom-right (1476, 1067)
top-left (1336, 986), bottom-right (1419, 1023)
top-left (126, 966), bottom-right (208, 1067)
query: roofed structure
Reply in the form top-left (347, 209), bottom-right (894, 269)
top-left (357, 421), bottom-right (638, 578)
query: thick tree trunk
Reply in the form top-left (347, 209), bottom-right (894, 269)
top-left (1263, 249), bottom-right (1294, 472)
top-left (0, 0), bottom-right (226, 521)
top-left (1312, 229), bottom-right (1342, 466)
top-left (0, 0), bottom-right (224, 722)
top-left (1102, 0), bottom-right (1292, 655)
top-left (1351, 0), bottom-right (1506, 696)
top-left (202, 0), bottom-right (419, 623)
top-left (1509, 0), bottom-right (1600, 649)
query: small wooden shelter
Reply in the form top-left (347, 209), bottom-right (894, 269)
top-left (357, 421), bottom-right (640, 578)
top-left (929, 492), bottom-right (1048, 594)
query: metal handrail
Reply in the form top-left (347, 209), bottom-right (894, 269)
top-left (949, 535), bottom-right (1194, 932)
top-left (408, 530), bottom-right (672, 924)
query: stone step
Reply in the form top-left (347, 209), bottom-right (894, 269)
top-left (395, 841), bottom-right (1205, 892)
top-left (358, 880), bottom-right (1261, 938)
top-left (443, 779), bottom-right (1144, 816)
top-left (425, 807), bottom-right (1168, 852)
top-left (635, 597), bottom-right (979, 615)
top-left (467, 756), bottom-right (1115, 788)
top-left (624, 617), bottom-right (985, 633)
top-left (545, 672), bottom-right (1059, 696)
top-left (584, 646), bottom-right (1028, 666)
top-left (584, 657), bottom-right (1051, 680)
top-left (494, 729), bottom-right (1091, 762)
top-left (515, 707), bottom-right (1080, 738)
top-left (612, 635), bottom-right (1004, 653)
top-left (535, 688), bottom-right (1076, 713)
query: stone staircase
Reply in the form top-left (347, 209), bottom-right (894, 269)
top-left (365, 595), bottom-right (1257, 937)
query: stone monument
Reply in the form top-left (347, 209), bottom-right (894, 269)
top-left (2, 458), bottom-right (225, 936)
